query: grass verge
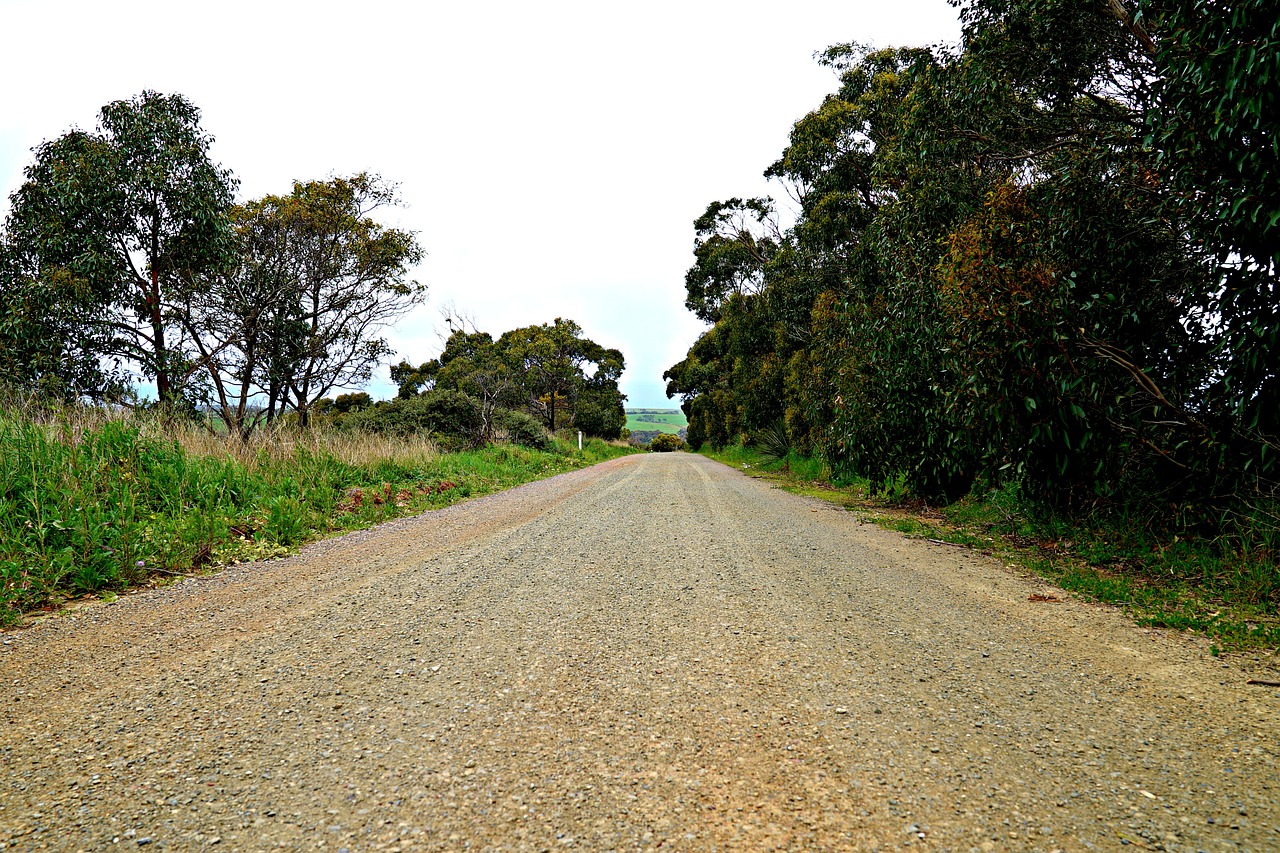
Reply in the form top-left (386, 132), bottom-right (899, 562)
top-left (703, 445), bottom-right (1280, 654)
top-left (0, 405), bottom-right (633, 625)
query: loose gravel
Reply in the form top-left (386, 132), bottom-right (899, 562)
top-left (2, 452), bottom-right (1279, 851)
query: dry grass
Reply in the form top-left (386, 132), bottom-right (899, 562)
top-left (0, 391), bottom-right (441, 471)
top-left (170, 422), bottom-right (441, 470)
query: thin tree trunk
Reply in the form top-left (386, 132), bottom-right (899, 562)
top-left (149, 228), bottom-right (172, 406)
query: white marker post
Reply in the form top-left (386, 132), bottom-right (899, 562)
top-left (578, 430), bottom-right (583, 450)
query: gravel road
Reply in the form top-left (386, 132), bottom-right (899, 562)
top-left (3, 452), bottom-right (1279, 851)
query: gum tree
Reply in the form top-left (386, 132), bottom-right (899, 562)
top-left (4, 91), bottom-right (238, 408)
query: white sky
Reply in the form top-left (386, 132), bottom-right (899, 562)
top-left (0, 0), bottom-right (961, 407)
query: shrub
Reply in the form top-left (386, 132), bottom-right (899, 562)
top-left (495, 408), bottom-right (552, 450)
top-left (345, 390), bottom-right (485, 448)
top-left (650, 433), bottom-right (686, 452)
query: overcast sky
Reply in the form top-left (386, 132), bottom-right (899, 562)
top-left (0, 0), bottom-right (961, 407)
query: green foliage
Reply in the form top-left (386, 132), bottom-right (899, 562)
top-left (343, 390), bottom-right (485, 448)
top-left (1141, 0), bottom-right (1280, 468)
top-left (0, 248), bottom-right (124, 401)
top-left (395, 318), bottom-right (627, 438)
top-left (494, 408), bottom-right (552, 450)
top-left (0, 404), bottom-right (634, 622)
top-left (669, 1), bottom-right (1279, 522)
top-left (571, 397), bottom-right (626, 440)
top-left (649, 433), bottom-right (686, 453)
top-left (316, 392), bottom-right (373, 416)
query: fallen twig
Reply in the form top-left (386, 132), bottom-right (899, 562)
top-left (1246, 679), bottom-right (1280, 688)
top-left (925, 537), bottom-right (968, 548)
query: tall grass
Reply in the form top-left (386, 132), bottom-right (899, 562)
top-left (0, 401), bottom-right (631, 623)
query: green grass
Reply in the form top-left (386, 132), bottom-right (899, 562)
top-left (625, 409), bottom-right (687, 435)
top-left (703, 444), bottom-right (1280, 653)
top-left (0, 406), bottom-right (633, 624)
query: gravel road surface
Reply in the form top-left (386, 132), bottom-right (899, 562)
top-left (3, 452), bottom-right (1279, 851)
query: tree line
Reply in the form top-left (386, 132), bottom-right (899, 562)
top-left (0, 91), bottom-right (629, 445)
top-left (665, 0), bottom-right (1277, 524)
top-left (0, 91), bottom-right (424, 439)
top-left (392, 316), bottom-right (625, 437)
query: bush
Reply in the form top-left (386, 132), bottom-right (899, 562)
top-left (650, 433), bottom-right (686, 452)
top-left (345, 390), bottom-right (485, 448)
top-left (495, 407), bottom-right (552, 450)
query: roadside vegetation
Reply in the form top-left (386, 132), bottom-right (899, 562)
top-left (0, 90), bottom-right (636, 626)
top-left (0, 398), bottom-right (631, 625)
top-left (709, 444), bottom-right (1280, 652)
top-left (669, 2), bottom-right (1278, 645)
top-left (649, 433), bottom-right (687, 453)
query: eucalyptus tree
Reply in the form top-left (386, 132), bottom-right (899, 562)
top-left (498, 318), bottom-right (625, 434)
top-left (191, 174), bottom-right (424, 432)
top-left (3, 91), bottom-right (238, 408)
top-left (0, 239), bottom-right (123, 400)
top-left (395, 318), bottom-right (627, 438)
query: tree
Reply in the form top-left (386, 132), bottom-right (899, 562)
top-left (1141, 0), bottom-right (1280, 459)
top-left (392, 326), bottom-right (524, 439)
top-left (498, 318), bottom-right (625, 434)
top-left (0, 239), bottom-right (123, 400)
top-left (186, 174), bottom-right (424, 433)
top-left (3, 91), bottom-right (238, 408)
top-left (684, 199), bottom-right (780, 324)
top-left (395, 317), bottom-right (627, 438)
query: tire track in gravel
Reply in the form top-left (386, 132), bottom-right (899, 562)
top-left (2, 452), bottom-right (1279, 852)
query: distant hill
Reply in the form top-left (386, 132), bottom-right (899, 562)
top-left (625, 408), bottom-right (687, 435)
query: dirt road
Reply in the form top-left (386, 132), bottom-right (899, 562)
top-left (3, 453), bottom-right (1279, 851)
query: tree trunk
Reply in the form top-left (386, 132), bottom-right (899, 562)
top-left (148, 228), bottom-right (172, 407)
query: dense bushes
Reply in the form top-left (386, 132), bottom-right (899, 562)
top-left (650, 433), bottom-right (686, 453)
top-left (332, 391), bottom-right (556, 451)
top-left (495, 408), bottom-right (552, 450)
top-left (571, 398), bottom-right (627, 441)
top-left (342, 390), bottom-right (485, 448)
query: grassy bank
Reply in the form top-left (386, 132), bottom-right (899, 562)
top-left (0, 405), bottom-right (632, 624)
top-left (704, 445), bottom-right (1280, 653)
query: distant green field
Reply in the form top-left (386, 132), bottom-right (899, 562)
top-left (625, 408), bottom-right (687, 435)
